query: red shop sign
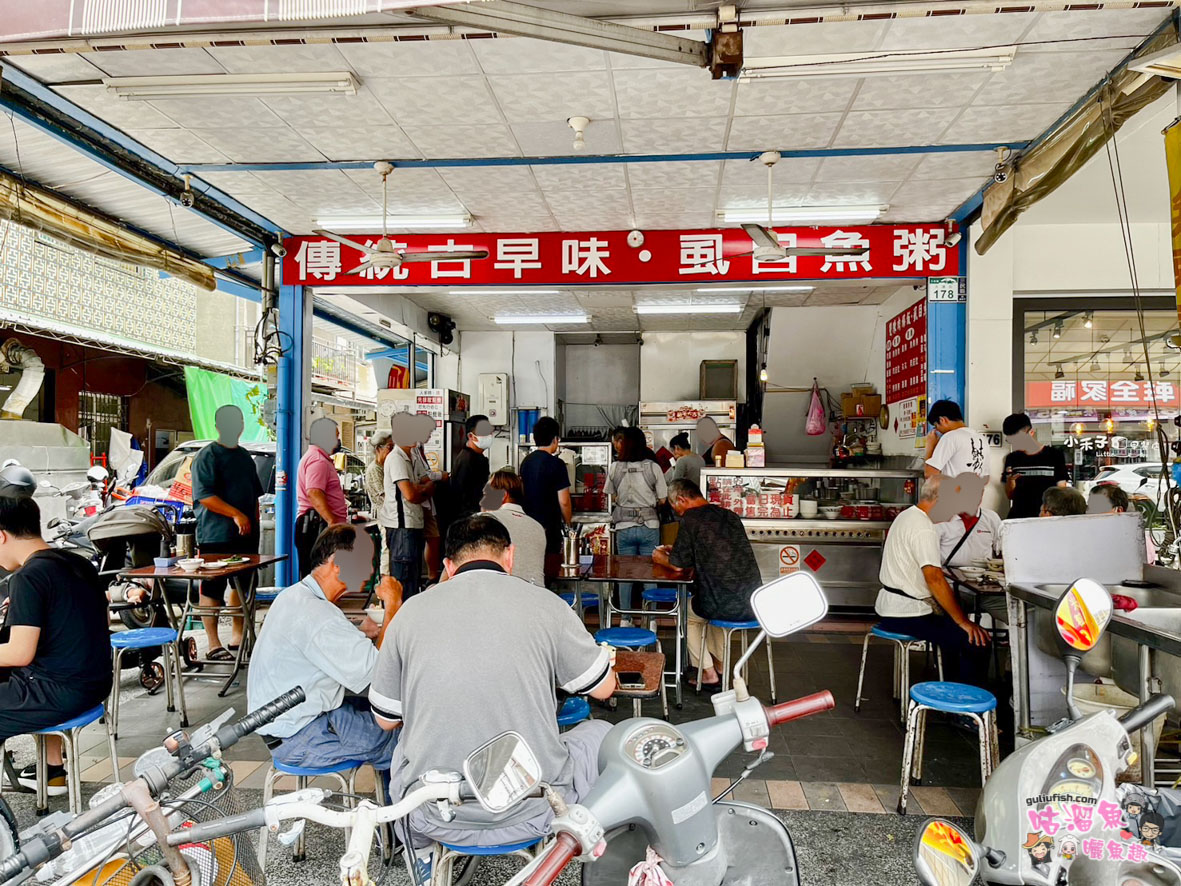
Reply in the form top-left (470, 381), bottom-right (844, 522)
top-left (885, 296), bottom-right (927, 404)
top-left (1026, 380), bottom-right (1180, 409)
top-left (281, 226), bottom-right (959, 287)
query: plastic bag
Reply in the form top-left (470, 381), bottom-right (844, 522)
top-left (805, 382), bottom-right (826, 436)
top-left (628, 847), bottom-right (675, 886)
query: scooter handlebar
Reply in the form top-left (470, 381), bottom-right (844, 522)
top-left (1119, 693), bottom-right (1176, 735)
top-left (522, 833), bottom-right (581, 886)
top-left (765, 691), bottom-right (835, 727)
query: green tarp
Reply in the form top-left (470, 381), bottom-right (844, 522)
top-left (183, 366), bottom-right (273, 442)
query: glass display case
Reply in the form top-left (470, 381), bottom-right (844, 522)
top-left (517, 441), bottom-right (614, 519)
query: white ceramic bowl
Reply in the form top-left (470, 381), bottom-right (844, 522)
top-left (366, 606), bottom-right (386, 625)
top-left (820, 506), bottom-right (842, 520)
top-left (177, 558), bottom-right (205, 573)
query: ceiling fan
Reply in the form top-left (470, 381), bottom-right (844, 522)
top-left (705, 151), bottom-right (870, 264)
top-left (313, 161), bottom-right (488, 275)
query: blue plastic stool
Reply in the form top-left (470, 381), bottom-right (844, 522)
top-left (109, 627), bottom-right (188, 738)
top-left (595, 628), bottom-right (668, 719)
top-left (559, 591), bottom-right (599, 623)
top-left (704, 619), bottom-right (778, 704)
top-left (433, 838), bottom-right (542, 882)
top-left (642, 588), bottom-right (686, 710)
top-left (854, 624), bottom-right (944, 721)
top-left (24, 704), bottom-right (118, 815)
top-left (898, 681), bottom-right (999, 813)
top-left (259, 758), bottom-right (388, 868)
top-left (557, 696), bottom-right (591, 730)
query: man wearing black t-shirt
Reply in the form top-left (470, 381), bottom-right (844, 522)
top-left (519, 417), bottom-right (572, 580)
top-left (0, 496), bottom-right (112, 794)
top-left (1002, 412), bottom-right (1069, 519)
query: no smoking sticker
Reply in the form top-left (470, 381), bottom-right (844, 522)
top-left (779, 545), bottom-right (800, 574)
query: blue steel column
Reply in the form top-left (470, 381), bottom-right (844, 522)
top-left (275, 284), bottom-right (306, 586)
top-left (926, 241), bottom-right (968, 409)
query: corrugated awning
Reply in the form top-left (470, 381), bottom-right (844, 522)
top-left (0, 168), bottom-right (216, 291)
top-left (0, 307), bottom-right (262, 381)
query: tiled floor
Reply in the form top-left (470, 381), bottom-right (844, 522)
top-left (4, 618), bottom-right (989, 822)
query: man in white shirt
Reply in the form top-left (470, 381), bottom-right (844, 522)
top-left (936, 507), bottom-right (1002, 568)
top-left (875, 474), bottom-right (990, 685)
top-left (924, 400), bottom-right (988, 481)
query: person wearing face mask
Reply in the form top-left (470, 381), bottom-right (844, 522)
top-left (449, 415), bottom-right (493, 522)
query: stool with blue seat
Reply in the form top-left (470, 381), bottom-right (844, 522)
top-left (559, 590), bottom-right (599, 623)
top-left (19, 704), bottom-right (119, 816)
top-left (642, 588), bottom-right (686, 710)
top-left (557, 696), bottom-right (591, 730)
top-left (109, 627), bottom-right (188, 739)
top-left (432, 837), bottom-right (542, 885)
top-left (258, 758), bottom-right (388, 868)
top-left (594, 627), bottom-right (669, 719)
top-left (701, 620), bottom-right (778, 703)
top-left (854, 625), bottom-right (944, 721)
top-left (898, 681), bottom-right (999, 814)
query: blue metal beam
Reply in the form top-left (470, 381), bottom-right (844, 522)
top-left (207, 249), bottom-right (264, 270)
top-left (178, 142), bottom-right (1031, 174)
top-left (275, 283), bottom-right (306, 586)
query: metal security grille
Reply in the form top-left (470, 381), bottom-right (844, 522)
top-left (78, 391), bottom-right (125, 457)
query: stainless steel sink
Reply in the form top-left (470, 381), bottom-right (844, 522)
top-left (1034, 584), bottom-right (1181, 609)
top-left (1112, 608), bottom-right (1181, 700)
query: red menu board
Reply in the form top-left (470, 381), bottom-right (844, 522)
top-left (885, 296), bottom-right (927, 404)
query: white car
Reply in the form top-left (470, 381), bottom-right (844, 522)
top-left (1085, 462), bottom-right (1171, 502)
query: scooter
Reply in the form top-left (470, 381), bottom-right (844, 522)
top-left (913, 578), bottom-right (1181, 886)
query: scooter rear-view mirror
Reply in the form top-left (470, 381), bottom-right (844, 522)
top-left (914, 818), bottom-right (979, 886)
top-left (1054, 578), bottom-right (1114, 722)
top-left (750, 572), bottom-right (830, 638)
top-left (463, 731), bottom-right (541, 814)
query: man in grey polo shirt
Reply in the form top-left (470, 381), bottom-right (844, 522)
top-left (370, 515), bottom-right (616, 852)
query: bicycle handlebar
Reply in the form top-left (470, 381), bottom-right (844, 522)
top-left (0, 687), bottom-right (307, 884)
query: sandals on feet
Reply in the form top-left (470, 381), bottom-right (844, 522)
top-left (206, 646), bottom-right (234, 662)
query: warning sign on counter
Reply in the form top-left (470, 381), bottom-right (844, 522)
top-left (779, 545), bottom-right (801, 574)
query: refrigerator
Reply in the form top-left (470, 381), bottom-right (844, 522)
top-left (376, 388), bottom-right (470, 473)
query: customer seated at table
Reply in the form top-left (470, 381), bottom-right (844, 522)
top-left (1088, 482), bottom-right (1130, 514)
top-left (370, 515), bottom-right (615, 854)
top-left (248, 524), bottom-right (401, 773)
top-left (1040, 485), bottom-right (1087, 517)
top-left (0, 496), bottom-right (112, 795)
top-left (481, 468), bottom-right (547, 586)
top-left (936, 506), bottom-right (1003, 568)
top-left (875, 475), bottom-right (991, 687)
top-left (653, 478), bottom-right (761, 692)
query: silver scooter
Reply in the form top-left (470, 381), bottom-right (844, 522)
top-left (510, 571), bottom-right (835, 886)
top-left (913, 578), bottom-right (1181, 886)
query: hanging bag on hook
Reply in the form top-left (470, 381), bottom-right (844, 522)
top-left (805, 379), bottom-right (827, 436)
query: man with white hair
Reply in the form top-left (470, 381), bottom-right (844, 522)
top-left (875, 474), bottom-right (991, 685)
top-left (364, 430), bottom-right (394, 516)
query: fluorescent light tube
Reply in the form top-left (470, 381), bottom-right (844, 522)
top-left (452, 289), bottom-right (562, 295)
top-left (696, 285), bottom-right (813, 293)
top-left (740, 47), bottom-right (1016, 81)
top-left (494, 314), bottom-right (588, 325)
top-left (721, 206), bottom-right (886, 225)
top-left (105, 72), bottom-right (360, 100)
top-left (634, 304), bottom-right (744, 315)
top-left (315, 215), bottom-right (472, 231)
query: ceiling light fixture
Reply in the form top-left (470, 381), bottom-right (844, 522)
top-left (696, 285), bottom-right (813, 293)
top-left (104, 72), bottom-right (360, 100)
top-left (313, 214), bottom-right (472, 231)
top-left (568, 116), bottom-right (590, 151)
top-left (451, 289), bottom-right (562, 295)
top-left (739, 46), bottom-right (1017, 81)
top-left (1135, 366), bottom-right (1145, 382)
top-left (1052, 321), bottom-right (1063, 340)
top-left (634, 303), bottom-right (744, 315)
top-left (1091, 360), bottom-right (1101, 372)
top-left (1055, 364), bottom-right (1065, 379)
top-left (1084, 311), bottom-right (1094, 329)
top-left (721, 205), bottom-right (886, 226)
top-left (1029, 331), bottom-right (1038, 345)
top-left (1162, 365), bottom-right (1173, 378)
top-left (494, 314), bottom-right (588, 325)
top-left (759, 367), bottom-right (769, 383)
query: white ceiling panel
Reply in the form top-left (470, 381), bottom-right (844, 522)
top-left (733, 78), bottom-right (858, 118)
top-left (149, 96), bottom-right (287, 128)
top-left (806, 180), bottom-right (902, 205)
top-left (743, 21), bottom-right (889, 56)
top-left (852, 71), bottom-right (991, 112)
top-left (721, 157), bottom-right (821, 187)
top-left (336, 40), bottom-right (480, 78)
top-left (199, 172), bottom-right (281, 198)
top-left (630, 187), bottom-right (717, 219)
top-left (832, 107), bottom-right (961, 148)
top-left (206, 44), bottom-right (351, 74)
top-left (260, 169), bottom-right (372, 204)
top-left (400, 122), bottom-right (520, 158)
top-left (437, 165), bottom-right (539, 204)
top-left (6, 53), bottom-right (107, 82)
top-left (612, 69), bottom-right (734, 119)
top-left (475, 212), bottom-right (558, 232)
top-left (190, 126), bottom-right (326, 163)
top-left (887, 176), bottom-right (986, 218)
top-left (1021, 9), bottom-right (1170, 49)
top-left (718, 182), bottom-right (810, 210)
top-left (544, 188), bottom-right (634, 228)
top-left (80, 47), bottom-right (226, 77)
top-left (260, 91), bottom-right (394, 129)
top-left (54, 85), bottom-right (179, 130)
top-left (299, 126), bottom-right (419, 162)
top-left (626, 160), bottom-right (722, 191)
top-left (911, 151), bottom-right (998, 181)
top-left (877, 13), bottom-right (1037, 50)
top-left (488, 71), bottom-right (616, 123)
top-left (367, 76), bottom-right (503, 127)
top-left (471, 37), bottom-right (608, 74)
top-left (815, 154), bottom-right (919, 183)
top-left (633, 208), bottom-right (716, 229)
top-left (343, 167), bottom-right (455, 203)
top-left (621, 117), bottom-right (728, 153)
top-left (126, 129), bottom-right (228, 164)
top-left (532, 163), bottom-right (628, 192)
top-left (972, 49), bottom-right (1129, 106)
top-left (940, 102), bottom-right (1071, 143)
top-left (727, 112), bottom-right (842, 151)
top-left (511, 120), bottom-right (623, 155)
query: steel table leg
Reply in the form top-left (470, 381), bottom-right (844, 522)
top-left (1141, 644), bottom-right (1156, 788)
